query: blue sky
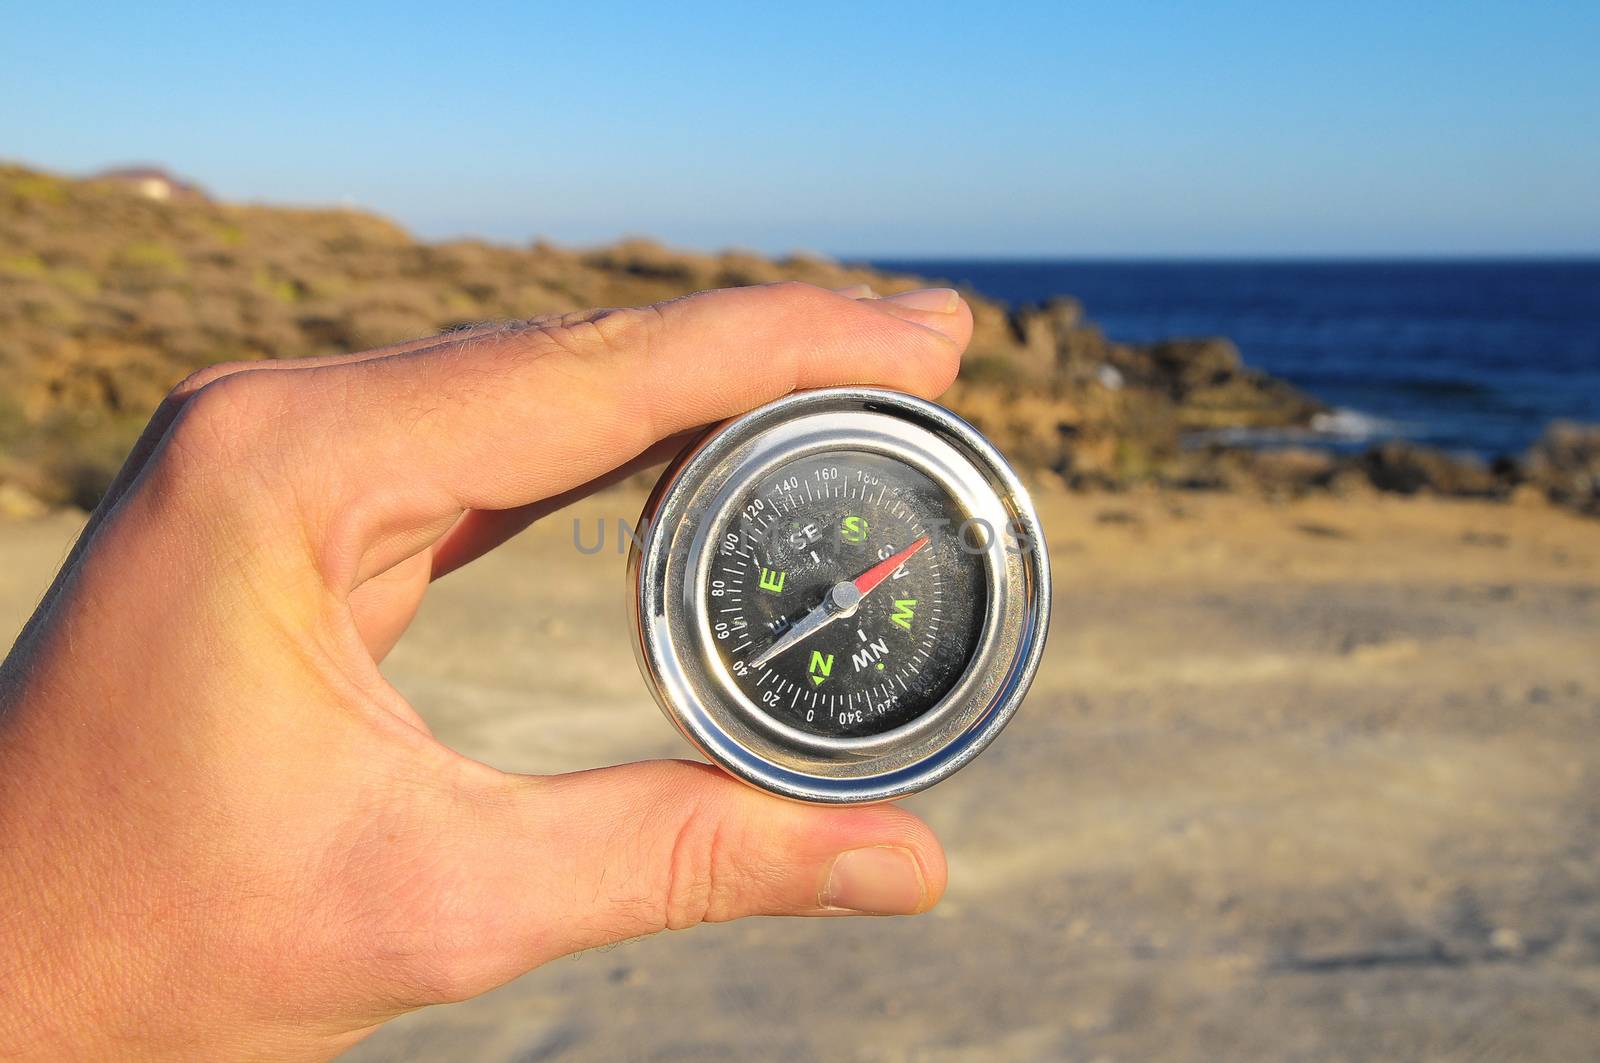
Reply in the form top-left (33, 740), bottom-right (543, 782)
top-left (4, 2), bottom-right (1597, 256)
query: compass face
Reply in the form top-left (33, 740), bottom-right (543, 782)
top-left (705, 450), bottom-right (987, 738)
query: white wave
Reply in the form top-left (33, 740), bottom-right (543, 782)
top-left (1181, 407), bottom-right (1410, 450)
top-left (1309, 408), bottom-right (1403, 441)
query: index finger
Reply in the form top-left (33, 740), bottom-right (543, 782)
top-left (202, 283), bottom-right (970, 583)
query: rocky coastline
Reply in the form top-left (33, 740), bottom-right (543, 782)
top-left (2, 162), bottom-right (1595, 518)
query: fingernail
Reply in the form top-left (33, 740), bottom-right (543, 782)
top-left (832, 283), bottom-right (877, 299)
top-left (822, 846), bottom-right (928, 914)
top-left (883, 287), bottom-right (960, 313)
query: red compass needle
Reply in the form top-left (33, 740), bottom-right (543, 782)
top-left (747, 536), bottom-right (932, 668)
top-left (850, 536), bottom-right (930, 597)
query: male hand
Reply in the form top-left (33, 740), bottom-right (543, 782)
top-left (0, 283), bottom-right (970, 1059)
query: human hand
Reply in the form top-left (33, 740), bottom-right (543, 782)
top-left (0, 283), bottom-right (970, 1060)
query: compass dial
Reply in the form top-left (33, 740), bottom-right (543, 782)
top-left (706, 450), bottom-right (986, 738)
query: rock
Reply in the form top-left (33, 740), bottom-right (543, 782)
top-left (1009, 300), bottom-right (1081, 378)
top-left (1523, 421), bottom-right (1600, 514)
top-left (1146, 337), bottom-right (1244, 391)
top-left (1138, 338), bottom-right (1326, 429)
top-left (1357, 442), bottom-right (1504, 498)
top-left (939, 382), bottom-right (1080, 473)
top-left (1003, 299), bottom-right (1133, 389)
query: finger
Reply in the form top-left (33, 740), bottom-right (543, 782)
top-left (377, 282), bottom-right (971, 513)
top-left (263, 282), bottom-right (970, 585)
top-left (422, 289), bottom-right (952, 578)
top-left (447, 761), bottom-right (946, 996)
top-left (429, 430), bottom-right (698, 580)
top-left (528, 760), bottom-right (946, 931)
top-left (100, 283), bottom-right (875, 539)
top-left (423, 290), bottom-right (939, 578)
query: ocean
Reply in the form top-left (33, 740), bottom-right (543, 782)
top-left (869, 259), bottom-right (1600, 460)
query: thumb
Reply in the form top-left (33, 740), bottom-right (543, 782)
top-left (444, 760), bottom-right (945, 996)
top-left (531, 760), bottom-right (945, 933)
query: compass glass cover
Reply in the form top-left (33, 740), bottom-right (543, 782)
top-left (704, 449), bottom-right (988, 738)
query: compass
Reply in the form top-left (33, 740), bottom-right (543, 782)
top-left (629, 387), bottom-right (1050, 803)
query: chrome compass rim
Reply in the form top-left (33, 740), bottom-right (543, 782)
top-left (629, 387), bottom-right (1051, 804)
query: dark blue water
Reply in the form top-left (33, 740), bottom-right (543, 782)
top-left (869, 259), bottom-right (1600, 459)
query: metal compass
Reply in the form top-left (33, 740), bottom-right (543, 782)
top-left (629, 387), bottom-right (1050, 804)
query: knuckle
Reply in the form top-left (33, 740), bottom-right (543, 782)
top-left (491, 309), bottom-right (589, 339)
top-left (155, 370), bottom-right (287, 492)
top-left (660, 798), bottom-right (732, 931)
top-left (166, 360), bottom-right (259, 405)
top-left (479, 305), bottom-right (664, 370)
top-left (168, 372), bottom-right (270, 455)
top-left (567, 304), bottom-right (667, 360)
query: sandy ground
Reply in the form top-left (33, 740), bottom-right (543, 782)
top-left (3, 484), bottom-right (1597, 1061)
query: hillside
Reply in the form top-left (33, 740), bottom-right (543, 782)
top-left (0, 163), bottom-right (1332, 511)
top-left (3, 163), bottom-right (1592, 515)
